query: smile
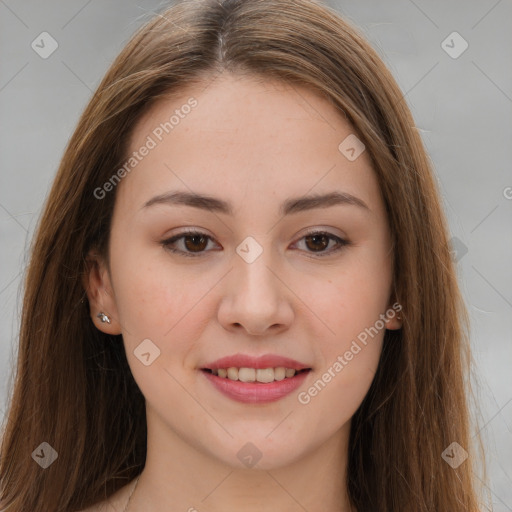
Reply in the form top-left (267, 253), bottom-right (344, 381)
top-left (200, 368), bottom-right (312, 403)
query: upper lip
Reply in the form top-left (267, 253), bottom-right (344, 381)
top-left (201, 353), bottom-right (312, 371)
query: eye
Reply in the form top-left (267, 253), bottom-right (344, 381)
top-left (161, 229), bottom-right (349, 257)
top-left (161, 229), bottom-right (218, 257)
top-left (292, 230), bottom-right (349, 257)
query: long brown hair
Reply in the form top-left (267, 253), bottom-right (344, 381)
top-left (0, 0), bottom-right (486, 510)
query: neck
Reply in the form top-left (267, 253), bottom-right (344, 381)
top-left (126, 407), bottom-right (354, 512)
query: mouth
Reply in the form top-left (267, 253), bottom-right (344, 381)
top-left (200, 367), bottom-right (311, 382)
top-left (200, 367), bottom-right (312, 403)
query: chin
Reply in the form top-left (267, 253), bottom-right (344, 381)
top-left (212, 437), bottom-right (308, 471)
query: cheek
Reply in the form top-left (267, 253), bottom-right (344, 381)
top-left (110, 246), bottom-right (218, 355)
top-left (303, 264), bottom-right (391, 349)
top-left (111, 260), bottom-right (170, 336)
top-left (298, 249), bottom-right (390, 405)
top-left (298, 332), bottom-right (384, 430)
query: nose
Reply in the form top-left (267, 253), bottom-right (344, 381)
top-left (217, 247), bottom-right (294, 336)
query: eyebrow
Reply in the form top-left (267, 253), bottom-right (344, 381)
top-left (142, 190), bottom-right (370, 216)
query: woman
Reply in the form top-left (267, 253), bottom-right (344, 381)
top-left (0, 0), bottom-right (486, 510)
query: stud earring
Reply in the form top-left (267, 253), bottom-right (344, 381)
top-left (97, 312), bottom-right (111, 324)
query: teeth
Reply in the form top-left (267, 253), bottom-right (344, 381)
top-left (210, 367), bottom-right (303, 382)
top-left (227, 367), bottom-right (239, 380)
top-left (274, 367), bottom-right (286, 381)
top-left (238, 368), bottom-right (256, 382)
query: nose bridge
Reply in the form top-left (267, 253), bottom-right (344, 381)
top-left (233, 235), bottom-right (279, 305)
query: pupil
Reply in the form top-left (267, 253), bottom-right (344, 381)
top-left (306, 234), bottom-right (328, 251)
top-left (185, 235), bottom-right (207, 252)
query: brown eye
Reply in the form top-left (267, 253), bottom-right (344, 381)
top-left (294, 231), bottom-right (349, 257)
top-left (183, 234), bottom-right (209, 252)
top-left (161, 231), bottom-right (216, 257)
top-left (304, 233), bottom-right (330, 252)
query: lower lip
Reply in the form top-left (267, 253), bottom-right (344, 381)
top-left (200, 369), bottom-right (311, 404)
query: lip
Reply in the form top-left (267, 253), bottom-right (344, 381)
top-left (201, 368), bottom-right (311, 403)
top-left (201, 353), bottom-right (312, 371)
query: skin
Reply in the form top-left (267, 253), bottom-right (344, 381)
top-left (84, 71), bottom-right (401, 512)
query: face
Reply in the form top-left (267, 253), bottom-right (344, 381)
top-left (86, 72), bottom-right (401, 471)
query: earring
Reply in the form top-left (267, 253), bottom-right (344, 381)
top-left (97, 312), bottom-right (111, 324)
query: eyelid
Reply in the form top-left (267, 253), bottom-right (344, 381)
top-left (291, 229), bottom-right (349, 258)
top-left (161, 228), bottom-right (219, 258)
top-left (161, 227), bottom-right (349, 258)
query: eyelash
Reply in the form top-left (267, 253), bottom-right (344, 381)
top-left (160, 228), bottom-right (350, 258)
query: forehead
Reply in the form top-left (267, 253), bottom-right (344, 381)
top-left (118, 73), bottom-right (384, 218)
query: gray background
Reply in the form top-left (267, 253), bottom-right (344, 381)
top-left (0, 0), bottom-right (511, 509)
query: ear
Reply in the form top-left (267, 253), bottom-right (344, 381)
top-left (83, 249), bottom-right (122, 335)
top-left (384, 299), bottom-right (403, 331)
